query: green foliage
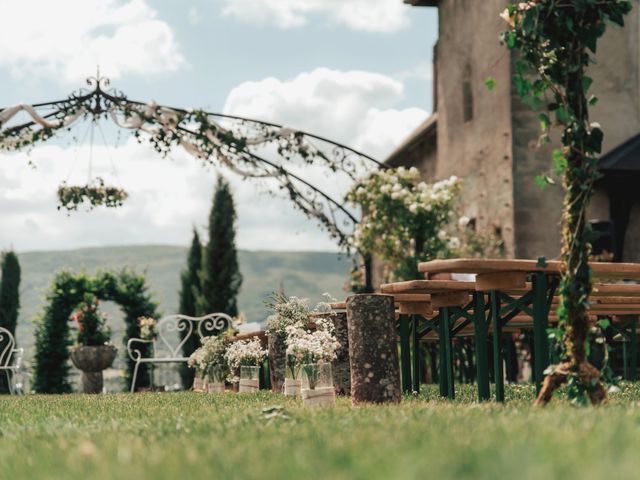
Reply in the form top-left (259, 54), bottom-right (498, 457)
top-left (484, 76), bottom-right (497, 90)
top-left (0, 251), bottom-right (20, 393)
top-left (197, 176), bottom-right (242, 317)
top-left (502, 0), bottom-right (632, 402)
top-left (178, 229), bottom-right (203, 388)
top-left (0, 251), bottom-right (20, 337)
top-left (69, 293), bottom-right (111, 346)
top-left (33, 270), bottom-right (158, 393)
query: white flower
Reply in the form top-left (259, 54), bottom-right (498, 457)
top-left (448, 237), bottom-right (461, 249)
top-left (458, 216), bottom-right (470, 228)
top-left (409, 203), bottom-right (418, 214)
top-left (437, 230), bottom-right (447, 241)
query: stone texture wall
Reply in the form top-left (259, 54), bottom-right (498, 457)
top-left (436, 0), bottom-right (516, 255)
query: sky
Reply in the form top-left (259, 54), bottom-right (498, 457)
top-left (0, 0), bottom-right (439, 253)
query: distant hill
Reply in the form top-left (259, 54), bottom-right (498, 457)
top-left (13, 245), bottom-right (351, 365)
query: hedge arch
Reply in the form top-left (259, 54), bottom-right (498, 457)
top-left (33, 270), bottom-right (159, 393)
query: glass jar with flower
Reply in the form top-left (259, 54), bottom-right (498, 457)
top-left (265, 293), bottom-right (312, 394)
top-left (188, 334), bottom-right (231, 393)
top-left (224, 338), bottom-right (267, 393)
top-left (69, 293), bottom-right (117, 394)
top-left (285, 318), bottom-right (340, 406)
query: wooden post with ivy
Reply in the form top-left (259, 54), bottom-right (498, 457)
top-left (501, 0), bottom-right (632, 405)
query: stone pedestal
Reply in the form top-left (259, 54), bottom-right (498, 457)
top-left (268, 333), bottom-right (286, 393)
top-left (330, 311), bottom-right (351, 395)
top-left (346, 294), bottom-right (401, 405)
top-left (70, 345), bottom-right (117, 394)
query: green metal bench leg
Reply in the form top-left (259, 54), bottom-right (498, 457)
top-left (399, 315), bottom-right (412, 393)
top-left (532, 273), bottom-right (549, 393)
top-left (438, 313), bottom-right (448, 397)
top-left (412, 315), bottom-right (421, 393)
top-left (491, 291), bottom-right (504, 402)
top-left (474, 292), bottom-right (490, 401)
top-left (442, 306), bottom-right (454, 399)
top-left (630, 317), bottom-right (638, 381)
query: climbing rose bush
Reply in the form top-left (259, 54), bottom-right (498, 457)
top-left (347, 167), bottom-right (461, 278)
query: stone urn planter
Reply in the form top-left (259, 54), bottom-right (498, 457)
top-left (70, 345), bottom-right (118, 394)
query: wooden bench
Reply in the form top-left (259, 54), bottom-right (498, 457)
top-left (380, 259), bottom-right (640, 401)
top-left (127, 313), bottom-right (233, 392)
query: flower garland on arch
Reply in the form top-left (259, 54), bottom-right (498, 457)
top-left (0, 83), bottom-right (380, 248)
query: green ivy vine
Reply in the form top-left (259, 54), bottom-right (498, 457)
top-left (501, 0), bottom-right (632, 405)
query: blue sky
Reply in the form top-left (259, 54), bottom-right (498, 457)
top-left (0, 0), bottom-right (438, 252)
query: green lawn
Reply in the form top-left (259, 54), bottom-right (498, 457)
top-left (2, 384), bottom-right (640, 479)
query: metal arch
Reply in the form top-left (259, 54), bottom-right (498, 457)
top-left (0, 75), bottom-right (383, 252)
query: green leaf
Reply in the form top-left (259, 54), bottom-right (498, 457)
top-left (484, 76), bottom-right (497, 91)
top-left (552, 149), bottom-right (568, 175)
top-left (537, 256), bottom-right (548, 268)
top-left (555, 106), bottom-right (572, 125)
top-left (535, 174), bottom-right (550, 190)
top-left (539, 113), bottom-right (551, 131)
top-left (589, 95), bottom-right (599, 106)
top-left (582, 76), bottom-right (593, 93)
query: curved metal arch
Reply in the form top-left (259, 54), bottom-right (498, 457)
top-left (0, 76), bottom-right (383, 249)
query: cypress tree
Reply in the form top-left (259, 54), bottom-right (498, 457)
top-left (197, 176), bottom-right (242, 317)
top-left (0, 251), bottom-right (21, 394)
top-left (178, 228), bottom-right (203, 388)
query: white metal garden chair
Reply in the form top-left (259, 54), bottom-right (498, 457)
top-left (127, 313), bottom-right (233, 392)
top-left (0, 327), bottom-right (23, 395)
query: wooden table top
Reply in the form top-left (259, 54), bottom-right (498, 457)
top-left (418, 258), bottom-right (640, 280)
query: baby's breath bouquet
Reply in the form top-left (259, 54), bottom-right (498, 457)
top-left (188, 334), bottom-right (231, 383)
top-left (286, 318), bottom-right (340, 389)
top-left (224, 338), bottom-right (267, 383)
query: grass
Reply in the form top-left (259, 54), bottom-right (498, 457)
top-left (3, 384), bottom-right (640, 479)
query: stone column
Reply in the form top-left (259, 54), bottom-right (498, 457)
top-left (347, 294), bottom-right (401, 405)
top-left (268, 333), bottom-right (286, 393)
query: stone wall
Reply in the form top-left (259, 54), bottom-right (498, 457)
top-left (436, 0), bottom-right (516, 255)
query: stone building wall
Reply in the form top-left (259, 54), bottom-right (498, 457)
top-left (436, 0), bottom-right (516, 256)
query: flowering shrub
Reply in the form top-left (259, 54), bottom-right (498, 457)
top-left (347, 167), bottom-right (460, 279)
top-left (224, 338), bottom-right (267, 383)
top-left (188, 334), bottom-right (231, 382)
top-left (138, 316), bottom-right (157, 340)
top-left (69, 293), bottom-right (111, 346)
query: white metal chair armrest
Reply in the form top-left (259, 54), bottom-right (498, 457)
top-left (127, 338), bottom-right (154, 362)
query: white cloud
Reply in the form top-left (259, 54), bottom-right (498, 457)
top-left (188, 7), bottom-right (201, 25)
top-left (0, 136), bottom-right (340, 252)
top-left (0, 0), bottom-right (184, 84)
top-left (221, 0), bottom-right (410, 33)
top-left (223, 67), bottom-right (428, 159)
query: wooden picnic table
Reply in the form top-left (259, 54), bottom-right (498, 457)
top-left (418, 258), bottom-right (640, 280)
top-left (381, 258), bottom-right (640, 402)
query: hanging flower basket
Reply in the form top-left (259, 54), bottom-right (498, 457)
top-left (57, 177), bottom-right (128, 212)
